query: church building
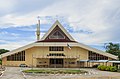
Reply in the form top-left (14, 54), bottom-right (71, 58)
top-left (1, 20), bottom-right (118, 68)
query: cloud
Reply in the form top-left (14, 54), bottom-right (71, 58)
top-left (0, 0), bottom-right (120, 50)
top-left (0, 40), bottom-right (33, 50)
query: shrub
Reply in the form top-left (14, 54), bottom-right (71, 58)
top-left (100, 65), bottom-right (107, 71)
top-left (117, 69), bottom-right (120, 72)
top-left (97, 65), bottom-right (117, 72)
top-left (105, 66), bottom-right (111, 71)
top-left (97, 65), bottom-right (107, 71)
top-left (97, 65), bottom-right (102, 70)
top-left (110, 66), bottom-right (117, 72)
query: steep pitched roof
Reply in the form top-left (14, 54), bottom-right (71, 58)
top-left (1, 42), bottom-right (117, 59)
top-left (1, 20), bottom-right (118, 60)
top-left (41, 20), bottom-right (74, 41)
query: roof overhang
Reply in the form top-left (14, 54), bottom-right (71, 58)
top-left (108, 61), bottom-right (120, 63)
top-left (89, 60), bottom-right (109, 63)
top-left (1, 42), bottom-right (118, 60)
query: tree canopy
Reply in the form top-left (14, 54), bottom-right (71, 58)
top-left (0, 49), bottom-right (9, 54)
top-left (105, 42), bottom-right (120, 60)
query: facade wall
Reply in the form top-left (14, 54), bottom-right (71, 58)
top-left (2, 46), bottom-right (88, 67)
top-left (2, 57), bottom-right (25, 66)
top-left (2, 46), bottom-right (114, 67)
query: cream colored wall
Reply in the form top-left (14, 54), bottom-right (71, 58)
top-left (23, 46), bottom-right (49, 67)
top-left (2, 57), bottom-right (25, 66)
top-left (64, 58), bottom-right (77, 68)
top-left (4, 46), bottom-right (115, 68)
top-left (32, 46), bottom-right (88, 67)
top-left (37, 58), bottom-right (49, 65)
top-left (64, 47), bottom-right (88, 60)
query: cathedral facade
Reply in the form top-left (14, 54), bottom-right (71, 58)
top-left (1, 20), bottom-right (117, 68)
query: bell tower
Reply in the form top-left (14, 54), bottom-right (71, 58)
top-left (36, 16), bottom-right (40, 41)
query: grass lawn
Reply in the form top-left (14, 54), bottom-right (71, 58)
top-left (23, 69), bottom-right (87, 74)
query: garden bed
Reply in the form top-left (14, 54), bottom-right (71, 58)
top-left (23, 69), bottom-right (87, 74)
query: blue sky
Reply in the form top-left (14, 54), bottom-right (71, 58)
top-left (0, 0), bottom-right (120, 51)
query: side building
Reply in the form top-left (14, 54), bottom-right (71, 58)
top-left (1, 20), bottom-right (118, 68)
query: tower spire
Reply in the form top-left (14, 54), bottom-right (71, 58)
top-left (36, 16), bottom-right (40, 41)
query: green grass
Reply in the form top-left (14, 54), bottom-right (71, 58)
top-left (23, 69), bottom-right (87, 74)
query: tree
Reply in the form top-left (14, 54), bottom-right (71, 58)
top-left (0, 49), bottom-right (9, 65)
top-left (0, 49), bottom-right (9, 54)
top-left (105, 42), bottom-right (120, 60)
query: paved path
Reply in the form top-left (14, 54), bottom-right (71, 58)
top-left (1, 67), bottom-right (120, 79)
top-left (0, 67), bottom-right (24, 79)
top-left (23, 68), bottom-right (120, 79)
top-left (81, 68), bottom-right (120, 77)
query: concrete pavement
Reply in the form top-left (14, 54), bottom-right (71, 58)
top-left (1, 67), bottom-right (120, 79)
top-left (0, 67), bottom-right (24, 79)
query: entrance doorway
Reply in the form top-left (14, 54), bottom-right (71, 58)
top-left (50, 58), bottom-right (64, 68)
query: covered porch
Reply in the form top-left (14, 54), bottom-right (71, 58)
top-left (34, 55), bottom-right (78, 68)
top-left (77, 60), bottom-right (119, 68)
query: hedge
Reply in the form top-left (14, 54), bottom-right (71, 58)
top-left (97, 65), bottom-right (117, 72)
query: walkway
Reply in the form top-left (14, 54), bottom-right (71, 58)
top-left (0, 67), bottom-right (24, 79)
top-left (1, 67), bottom-right (120, 79)
top-left (23, 68), bottom-right (120, 79)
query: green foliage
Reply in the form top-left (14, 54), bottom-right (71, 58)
top-left (97, 65), bottom-right (117, 72)
top-left (97, 65), bottom-right (102, 70)
top-left (110, 66), bottom-right (117, 72)
top-left (105, 66), bottom-right (111, 71)
top-left (23, 69), bottom-right (87, 74)
top-left (105, 43), bottom-right (119, 55)
top-left (117, 68), bottom-right (120, 72)
top-left (0, 49), bottom-right (9, 54)
top-left (100, 65), bottom-right (107, 71)
top-left (97, 65), bottom-right (107, 71)
top-left (105, 42), bottom-right (120, 60)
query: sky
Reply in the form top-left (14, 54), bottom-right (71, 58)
top-left (0, 0), bottom-right (120, 51)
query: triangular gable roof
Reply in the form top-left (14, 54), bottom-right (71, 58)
top-left (41, 20), bottom-right (74, 41)
top-left (1, 21), bottom-right (118, 60)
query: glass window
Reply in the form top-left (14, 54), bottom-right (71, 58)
top-left (88, 51), bottom-right (108, 60)
top-left (49, 46), bottom-right (64, 51)
top-left (49, 30), bottom-right (65, 39)
top-left (7, 51), bottom-right (25, 61)
top-left (48, 53), bottom-right (65, 56)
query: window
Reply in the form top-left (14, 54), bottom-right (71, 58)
top-left (48, 53), bottom-right (65, 56)
top-left (49, 46), bottom-right (64, 51)
top-left (7, 51), bottom-right (25, 61)
top-left (49, 30), bottom-right (65, 39)
top-left (88, 51), bottom-right (108, 60)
